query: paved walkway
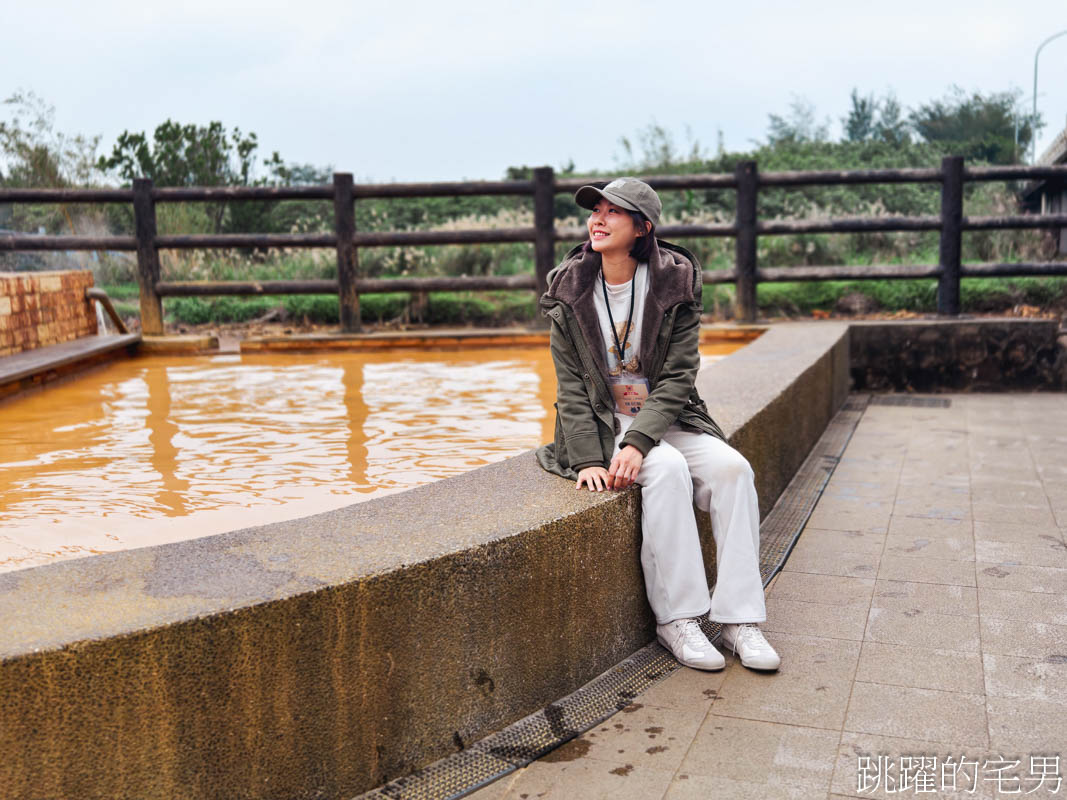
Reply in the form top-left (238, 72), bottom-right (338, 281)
top-left (468, 394), bottom-right (1067, 799)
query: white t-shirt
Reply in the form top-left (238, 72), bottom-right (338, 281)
top-left (592, 263), bottom-right (650, 416)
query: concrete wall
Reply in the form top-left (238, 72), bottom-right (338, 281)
top-left (0, 322), bottom-right (852, 799)
top-left (0, 270), bottom-right (97, 357)
top-left (850, 319), bottom-right (1067, 392)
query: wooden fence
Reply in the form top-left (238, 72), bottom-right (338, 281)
top-left (2, 157), bottom-right (1067, 333)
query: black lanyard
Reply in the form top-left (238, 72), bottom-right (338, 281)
top-left (601, 269), bottom-right (636, 371)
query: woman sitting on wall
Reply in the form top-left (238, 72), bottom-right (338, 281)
top-left (536, 177), bottom-right (780, 672)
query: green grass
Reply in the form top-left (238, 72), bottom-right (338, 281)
top-left (160, 290), bottom-right (538, 327)
top-left (102, 270), bottom-right (1067, 329)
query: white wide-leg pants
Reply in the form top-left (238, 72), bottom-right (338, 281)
top-left (613, 414), bottom-right (767, 626)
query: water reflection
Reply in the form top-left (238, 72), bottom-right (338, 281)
top-left (0, 343), bottom-right (742, 572)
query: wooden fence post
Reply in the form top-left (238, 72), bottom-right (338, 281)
top-left (734, 160), bottom-right (759, 323)
top-left (937, 156), bottom-right (964, 315)
top-left (533, 166), bottom-right (555, 306)
top-left (132, 178), bottom-right (164, 335)
top-left (333, 173), bottom-right (360, 332)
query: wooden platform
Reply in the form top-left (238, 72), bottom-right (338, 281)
top-left (0, 333), bottom-right (141, 389)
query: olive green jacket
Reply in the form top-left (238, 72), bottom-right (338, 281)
top-left (535, 238), bottom-right (726, 480)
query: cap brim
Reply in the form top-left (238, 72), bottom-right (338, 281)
top-left (574, 185), bottom-right (640, 213)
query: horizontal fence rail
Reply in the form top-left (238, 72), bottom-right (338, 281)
top-left (2, 158), bottom-right (1066, 331)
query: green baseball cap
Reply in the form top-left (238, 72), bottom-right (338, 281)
top-left (574, 177), bottom-right (661, 227)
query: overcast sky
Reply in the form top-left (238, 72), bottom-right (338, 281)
top-left (3, 1), bottom-right (1066, 182)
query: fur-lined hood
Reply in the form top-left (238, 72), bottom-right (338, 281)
top-left (540, 238), bottom-right (703, 382)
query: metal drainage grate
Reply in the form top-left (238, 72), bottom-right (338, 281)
top-left (868, 395), bottom-right (951, 408)
top-left (758, 393), bottom-right (868, 586)
top-left (357, 394), bottom-right (870, 800)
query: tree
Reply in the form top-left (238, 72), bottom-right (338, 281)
top-left (909, 86), bottom-right (1037, 165)
top-left (843, 90), bottom-right (878, 142)
top-left (0, 90), bottom-right (103, 255)
top-left (766, 97), bottom-right (831, 146)
top-left (0, 90), bottom-right (101, 190)
top-left (615, 122), bottom-right (707, 171)
top-left (97, 120), bottom-right (275, 233)
top-left (842, 89), bottom-right (910, 146)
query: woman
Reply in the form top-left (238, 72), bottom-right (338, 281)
top-left (536, 177), bottom-right (780, 672)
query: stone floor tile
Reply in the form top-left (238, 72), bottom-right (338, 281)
top-left (565, 702), bottom-right (707, 774)
top-left (971, 502), bottom-right (1057, 528)
top-left (975, 538), bottom-right (1067, 569)
top-left (884, 533), bottom-right (975, 561)
top-left (975, 562), bottom-right (1067, 594)
top-left (806, 504), bottom-right (893, 535)
top-left (971, 475), bottom-right (1046, 492)
top-left (830, 467), bottom-right (902, 486)
top-left (790, 527), bottom-right (886, 555)
top-left (844, 682), bottom-right (988, 748)
top-left (973, 519), bottom-right (1061, 545)
top-left (1037, 463), bottom-right (1067, 481)
top-left (766, 571), bottom-right (875, 607)
top-left (978, 587), bottom-right (1067, 626)
top-left (986, 695), bottom-right (1067, 753)
top-left (710, 631), bottom-right (860, 730)
top-left (638, 660), bottom-right (731, 713)
top-left (877, 554), bottom-right (976, 587)
top-left (892, 497), bottom-right (972, 521)
top-left (1042, 479), bottom-right (1067, 503)
top-left (856, 641), bottom-right (985, 694)
top-left (664, 773), bottom-right (828, 799)
top-left (782, 547), bottom-right (880, 579)
top-left (899, 467), bottom-right (970, 485)
top-left (865, 607), bottom-right (980, 652)
top-left (979, 617), bottom-right (1067, 660)
top-left (821, 480), bottom-right (898, 501)
top-left (832, 731), bottom-right (996, 799)
top-left (679, 714), bottom-right (839, 789)
top-left (498, 756), bottom-right (676, 800)
top-left (764, 597), bottom-right (869, 641)
top-left (983, 652), bottom-right (1067, 705)
top-left (887, 514), bottom-right (971, 540)
top-left (872, 579), bottom-right (978, 617)
top-left (464, 774), bottom-right (512, 800)
top-left (970, 466), bottom-right (1040, 484)
top-left (970, 485), bottom-right (1051, 507)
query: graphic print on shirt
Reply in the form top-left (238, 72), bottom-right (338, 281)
top-left (608, 320), bottom-right (649, 416)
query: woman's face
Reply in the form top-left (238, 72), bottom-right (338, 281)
top-left (587, 199), bottom-right (644, 256)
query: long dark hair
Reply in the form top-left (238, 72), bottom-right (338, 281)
top-left (581, 209), bottom-right (656, 261)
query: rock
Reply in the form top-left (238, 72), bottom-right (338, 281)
top-left (835, 291), bottom-right (879, 316)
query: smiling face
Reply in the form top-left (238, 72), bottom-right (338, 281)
top-left (587, 199), bottom-right (648, 256)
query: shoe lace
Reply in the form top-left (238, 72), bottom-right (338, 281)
top-left (681, 619), bottom-right (709, 648)
top-left (735, 623), bottom-right (770, 650)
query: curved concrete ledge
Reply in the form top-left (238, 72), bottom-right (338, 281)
top-left (0, 322), bottom-right (850, 800)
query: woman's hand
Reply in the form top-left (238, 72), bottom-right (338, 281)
top-left (576, 466), bottom-right (611, 492)
top-left (608, 445), bottom-right (644, 490)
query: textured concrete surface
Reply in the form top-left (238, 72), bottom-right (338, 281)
top-left (850, 318), bottom-right (1066, 392)
top-left (470, 392), bottom-right (1067, 800)
top-left (239, 324), bottom-right (763, 353)
top-left (0, 320), bottom-right (848, 799)
top-left (697, 321), bottom-right (850, 518)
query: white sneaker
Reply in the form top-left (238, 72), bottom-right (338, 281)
top-left (656, 618), bottom-right (725, 671)
top-left (720, 623), bottom-right (781, 670)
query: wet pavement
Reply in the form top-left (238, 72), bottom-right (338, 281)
top-left (467, 393), bottom-right (1067, 799)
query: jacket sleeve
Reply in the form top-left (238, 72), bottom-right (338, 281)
top-left (550, 318), bottom-right (608, 472)
top-left (620, 302), bottom-right (701, 456)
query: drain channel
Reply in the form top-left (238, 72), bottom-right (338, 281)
top-left (868, 395), bottom-right (951, 408)
top-left (358, 395), bottom-right (869, 800)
